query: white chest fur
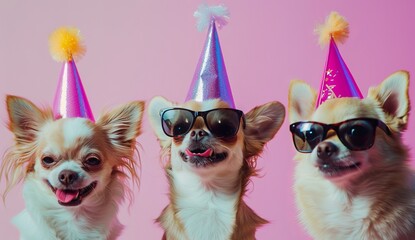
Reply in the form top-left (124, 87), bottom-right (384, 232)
top-left (313, 188), bottom-right (371, 239)
top-left (174, 171), bottom-right (239, 240)
top-left (13, 175), bottom-right (123, 240)
top-left (295, 164), bottom-right (373, 240)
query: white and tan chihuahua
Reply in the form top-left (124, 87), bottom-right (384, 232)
top-left (0, 95), bottom-right (144, 240)
top-left (148, 96), bottom-right (285, 240)
top-left (288, 71), bottom-right (415, 239)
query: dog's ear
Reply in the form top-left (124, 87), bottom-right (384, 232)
top-left (148, 96), bottom-right (174, 148)
top-left (2, 96), bottom-right (51, 200)
top-left (367, 71), bottom-right (410, 131)
top-left (97, 101), bottom-right (145, 153)
top-left (6, 95), bottom-right (52, 145)
top-left (288, 80), bottom-right (317, 123)
top-left (244, 101), bottom-right (285, 158)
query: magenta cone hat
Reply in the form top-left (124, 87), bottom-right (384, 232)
top-left (49, 27), bottom-right (94, 121)
top-left (316, 37), bottom-right (363, 106)
top-left (53, 60), bottom-right (94, 121)
top-left (315, 12), bottom-right (363, 107)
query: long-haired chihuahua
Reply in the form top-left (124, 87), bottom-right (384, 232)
top-left (1, 95), bottom-right (144, 240)
top-left (289, 71), bottom-right (415, 239)
top-left (148, 96), bottom-right (285, 240)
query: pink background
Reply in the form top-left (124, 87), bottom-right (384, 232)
top-left (1, 1), bottom-right (414, 239)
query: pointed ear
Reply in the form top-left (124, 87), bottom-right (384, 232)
top-left (367, 70), bottom-right (410, 131)
top-left (244, 101), bottom-right (285, 159)
top-left (288, 80), bottom-right (317, 123)
top-left (148, 96), bottom-right (174, 148)
top-left (6, 95), bottom-right (52, 145)
top-left (97, 101), bottom-right (145, 152)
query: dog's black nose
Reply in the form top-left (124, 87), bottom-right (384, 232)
top-left (190, 129), bottom-right (208, 141)
top-left (317, 142), bottom-right (338, 160)
top-left (59, 170), bottom-right (79, 186)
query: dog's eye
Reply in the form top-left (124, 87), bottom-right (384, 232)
top-left (42, 157), bottom-right (55, 165)
top-left (84, 156), bottom-right (101, 166)
top-left (42, 156), bottom-right (55, 165)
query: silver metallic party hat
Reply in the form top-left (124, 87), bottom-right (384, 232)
top-left (185, 4), bottom-right (235, 108)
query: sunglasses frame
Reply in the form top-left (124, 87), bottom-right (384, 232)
top-left (160, 107), bottom-right (246, 138)
top-left (289, 118), bottom-right (392, 153)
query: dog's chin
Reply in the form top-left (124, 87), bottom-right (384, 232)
top-left (316, 158), bottom-right (363, 181)
top-left (180, 148), bottom-right (228, 168)
top-left (46, 180), bottom-right (97, 207)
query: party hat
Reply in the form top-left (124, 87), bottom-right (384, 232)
top-left (49, 27), bottom-right (94, 121)
top-left (315, 12), bottom-right (363, 107)
top-left (185, 4), bottom-right (235, 108)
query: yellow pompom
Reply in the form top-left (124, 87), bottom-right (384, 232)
top-left (315, 11), bottom-right (349, 47)
top-left (49, 27), bottom-right (86, 62)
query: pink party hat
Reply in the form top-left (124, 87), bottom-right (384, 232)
top-left (185, 4), bottom-right (235, 108)
top-left (49, 27), bottom-right (94, 121)
top-left (315, 12), bottom-right (363, 107)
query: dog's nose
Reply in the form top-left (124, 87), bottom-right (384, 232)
top-left (317, 142), bottom-right (338, 160)
top-left (190, 129), bottom-right (208, 141)
top-left (59, 170), bottom-right (79, 186)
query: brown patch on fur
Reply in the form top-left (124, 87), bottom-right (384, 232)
top-left (351, 132), bottom-right (414, 239)
top-left (220, 136), bottom-right (239, 145)
top-left (230, 161), bottom-right (269, 240)
top-left (26, 161), bottom-right (35, 174)
top-left (172, 136), bottom-right (184, 145)
top-left (231, 201), bottom-right (269, 240)
top-left (244, 101), bottom-right (285, 161)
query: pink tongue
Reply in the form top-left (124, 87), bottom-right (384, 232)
top-left (56, 189), bottom-right (79, 203)
top-left (185, 148), bottom-right (213, 157)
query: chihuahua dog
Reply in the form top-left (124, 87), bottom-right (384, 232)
top-left (288, 71), bottom-right (415, 239)
top-left (0, 95), bottom-right (144, 240)
top-left (148, 96), bottom-right (285, 240)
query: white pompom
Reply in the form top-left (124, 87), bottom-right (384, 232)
top-left (194, 3), bottom-right (230, 32)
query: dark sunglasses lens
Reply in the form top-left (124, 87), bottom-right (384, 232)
top-left (339, 120), bottom-right (375, 150)
top-left (161, 109), bottom-right (194, 137)
top-left (206, 109), bottom-right (241, 138)
top-left (291, 123), bottom-right (324, 153)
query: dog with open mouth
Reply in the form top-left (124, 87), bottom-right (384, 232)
top-left (149, 4), bottom-right (285, 239)
top-left (148, 96), bottom-right (285, 240)
top-left (289, 71), bottom-right (415, 239)
top-left (0, 96), bottom-right (144, 240)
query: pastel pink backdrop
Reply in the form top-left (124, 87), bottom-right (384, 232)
top-left (1, 1), bottom-right (414, 239)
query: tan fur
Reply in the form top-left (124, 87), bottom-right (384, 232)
top-left (148, 96), bottom-right (285, 240)
top-left (229, 164), bottom-right (269, 240)
top-left (1, 96), bottom-right (54, 199)
top-left (289, 71), bottom-right (415, 239)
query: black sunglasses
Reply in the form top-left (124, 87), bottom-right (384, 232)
top-left (289, 118), bottom-right (392, 153)
top-left (160, 108), bottom-right (245, 138)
